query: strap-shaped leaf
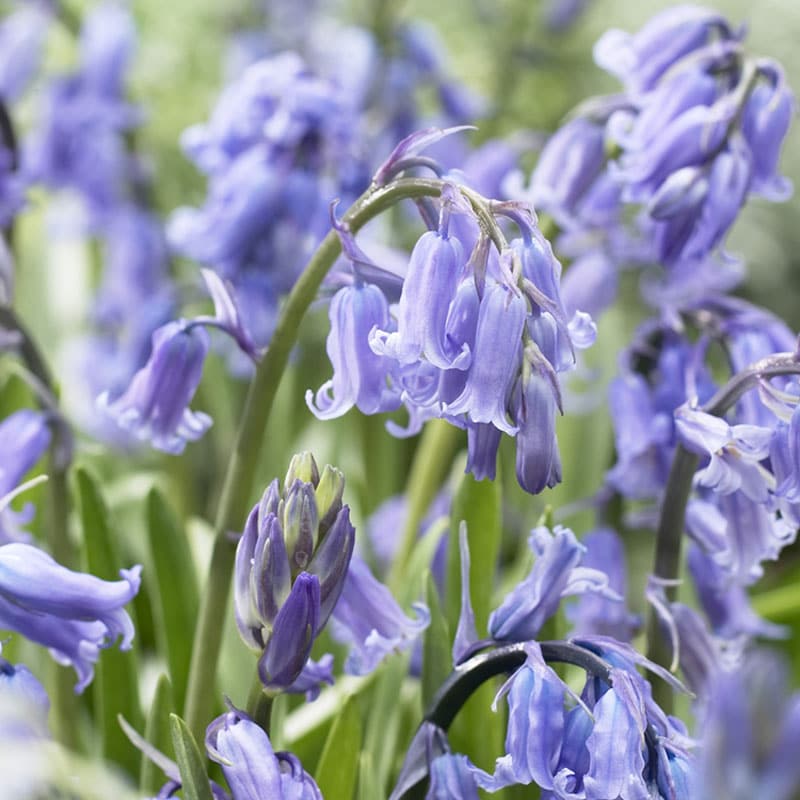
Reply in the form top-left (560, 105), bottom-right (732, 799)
top-left (147, 487), bottom-right (199, 710)
top-left (421, 570), bottom-right (451, 710)
top-left (315, 695), bottom-right (362, 799)
top-left (76, 466), bottom-right (142, 777)
top-left (170, 713), bottom-right (214, 800)
top-left (140, 674), bottom-right (175, 795)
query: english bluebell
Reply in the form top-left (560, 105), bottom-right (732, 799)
top-left (0, 542), bottom-right (140, 692)
top-left (206, 708), bottom-right (322, 800)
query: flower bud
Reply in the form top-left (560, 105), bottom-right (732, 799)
top-left (307, 506), bottom-right (355, 628)
top-left (282, 480), bottom-right (319, 572)
top-left (284, 451), bottom-right (320, 491)
top-left (315, 464), bottom-right (345, 536)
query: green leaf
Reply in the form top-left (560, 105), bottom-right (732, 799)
top-left (315, 695), bottom-right (362, 799)
top-left (443, 471), bottom-right (504, 773)
top-left (76, 466), bottom-right (142, 778)
top-left (169, 713), bottom-right (214, 800)
top-left (421, 570), bottom-right (451, 711)
top-left (356, 751), bottom-right (380, 800)
top-left (146, 488), bottom-right (199, 711)
top-left (445, 470), bottom-right (502, 635)
top-left (140, 674), bottom-right (175, 795)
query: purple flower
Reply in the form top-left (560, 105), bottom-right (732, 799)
top-left (330, 555), bottom-right (429, 675)
top-left (488, 525), bottom-right (618, 642)
top-left (0, 542), bottom-right (140, 692)
top-left (594, 6), bottom-right (733, 95)
top-left (0, 3), bottom-right (52, 103)
top-left (97, 320), bottom-right (212, 454)
top-left (567, 528), bottom-right (640, 642)
top-left (206, 708), bottom-right (322, 800)
top-left (0, 410), bottom-right (51, 498)
top-left (306, 281), bottom-right (400, 419)
top-left (444, 278), bottom-right (526, 434)
top-left (427, 753), bottom-right (479, 799)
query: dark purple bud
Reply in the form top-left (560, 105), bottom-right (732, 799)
top-left (282, 480), bottom-right (319, 573)
top-left (258, 572), bottom-right (320, 692)
top-left (306, 506), bottom-right (355, 629)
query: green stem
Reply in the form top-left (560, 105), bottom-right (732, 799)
top-left (387, 419), bottom-right (462, 593)
top-left (182, 176), bottom-right (466, 741)
top-left (246, 674), bottom-right (273, 735)
top-left (645, 350), bottom-right (800, 711)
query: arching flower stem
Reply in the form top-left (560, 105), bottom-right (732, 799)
top-left (183, 176), bottom-right (507, 742)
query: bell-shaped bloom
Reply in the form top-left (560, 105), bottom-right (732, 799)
top-left (0, 542), bottom-right (140, 692)
top-left (306, 281), bottom-right (400, 419)
top-left (97, 320), bottom-right (211, 454)
top-left (692, 651), bottom-right (800, 800)
top-left (465, 423), bottom-right (502, 482)
top-left (527, 117), bottom-right (606, 224)
top-left (512, 365), bottom-right (563, 495)
top-left (207, 708), bottom-right (322, 800)
top-left (0, 3), bottom-right (52, 103)
top-left (594, 6), bottom-right (732, 94)
top-left (675, 405), bottom-right (773, 502)
top-left (330, 555), bottom-right (429, 675)
top-left (742, 64), bottom-right (795, 201)
top-left (370, 229), bottom-right (469, 370)
top-left (472, 643), bottom-right (570, 793)
top-left (489, 525), bottom-right (619, 642)
top-left (427, 753), bottom-right (480, 799)
top-left (444, 279), bottom-right (526, 434)
top-left (0, 410), bottom-right (51, 497)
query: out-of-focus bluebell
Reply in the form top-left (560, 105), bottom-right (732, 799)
top-left (566, 527), bottom-right (640, 641)
top-left (692, 650), bottom-right (800, 800)
top-left (488, 525), bottom-right (619, 643)
top-left (0, 542), bottom-right (140, 692)
top-left (25, 2), bottom-right (140, 223)
top-left (0, 657), bottom-right (49, 733)
top-left (427, 753), bottom-right (479, 799)
top-left (206, 708), bottom-right (322, 800)
top-left (0, 2), bottom-right (52, 103)
top-left (330, 554), bottom-right (429, 675)
top-left (0, 409), bottom-right (51, 544)
top-left (97, 320), bottom-right (212, 455)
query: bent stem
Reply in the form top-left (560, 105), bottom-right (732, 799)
top-left (183, 176), bottom-right (475, 741)
top-left (645, 350), bottom-right (800, 711)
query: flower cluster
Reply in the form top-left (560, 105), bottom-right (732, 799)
top-left (308, 136), bottom-right (596, 494)
top-left (509, 5), bottom-right (795, 318)
top-left (169, 51), bottom-right (369, 352)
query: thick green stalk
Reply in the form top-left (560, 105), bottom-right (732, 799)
top-left (645, 351), bottom-right (800, 710)
top-left (183, 177), bottom-right (461, 741)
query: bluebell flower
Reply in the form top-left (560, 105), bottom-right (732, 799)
top-left (567, 528), bottom-right (640, 641)
top-left (97, 320), bottom-right (212, 454)
top-left (0, 2), bottom-right (52, 103)
top-left (206, 708), bottom-right (322, 800)
top-left (742, 64), bottom-right (795, 201)
top-left (0, 657), bottom-right (49, 727)
top-left (427, 753), bottom-right (479, 799)
top-left (25, 2), bottom-right (140, 221)
top-left (330, 555), bottom-right (429, 675)
top-left (692, 651), bottom-right (800, 800)
top-left (488, 525), bottom-right (619, 642)
top-left (0, 542), bottom-right (140, 692)
top-left (594, 6), bottom-right (734, 95)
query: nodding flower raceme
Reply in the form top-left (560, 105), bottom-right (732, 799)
top-left (308, 129), bottom-right (596, 495)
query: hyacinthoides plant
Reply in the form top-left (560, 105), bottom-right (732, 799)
top-left (2, 1), bottom-right (800, 798)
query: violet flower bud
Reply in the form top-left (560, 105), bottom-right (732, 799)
top-left (282, 480), bottom-right (320, 573)
top-left (258, 572), bottom-right (320, 692)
